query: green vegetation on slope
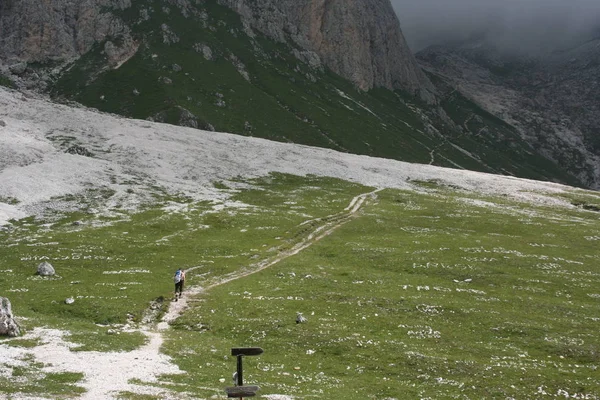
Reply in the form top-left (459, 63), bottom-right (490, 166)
top-left (2, 174), bottom-right (598, 398)
top-left (0, 74), bottom-right (15, 89)
top-left (49, 0), bottom-right (582, 187)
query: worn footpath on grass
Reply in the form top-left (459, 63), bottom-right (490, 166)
top-left (6, 190), bottom-right (377, 400)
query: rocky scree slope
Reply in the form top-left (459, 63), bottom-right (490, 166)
top-left (0, 85), bottom-right (577, 227)
top-left (418, 39), bottom-right (600, 190)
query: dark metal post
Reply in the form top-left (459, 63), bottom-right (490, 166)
top-left (236, 355), bottom-right (244, 387)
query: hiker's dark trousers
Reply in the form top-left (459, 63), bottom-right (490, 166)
top-left (175, 281), bottom-right (184, 295)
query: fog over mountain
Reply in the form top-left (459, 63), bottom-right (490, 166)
top-left (391, 0), bottom-right (600, 53)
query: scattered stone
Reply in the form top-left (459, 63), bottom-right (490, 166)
top-left (0, 120), bottom-right (6, 127)
top-left (138, 8), bottom-right (150, 22)
top-left (141, 297), bottom-right (164, 324)
top-left (177, 106), bottom-right (199, 129)
top-left (193, 43), bottom-right (213, 60)
top-left (172, 63), bottom-right (182, 72)
top-left (228, 54), bottom-right (250, 82)
top-left (161, 24), bottom-right (180, 45)
top-left (158, 76), bottom-right (172, 85)
top-left (104, 38), bottom-right (139, 69)
top-left (66, 145), bottom-right (93, 157)
top-left (8, 62), bottom-right (27, 76)
top-left (133, 88), bottom-right (140, 96)
top-left (0, 297), bottom-right (21, 337)
top-left (65, 297), bottom-right (75, 305)
top-left (292, 49), bottom-right (323, 71)
top-left (37, 261), bottom-right (55, 276)
top-left (296, 312), bottom-right (307, 324)
top-left (215, 92), bottom-right (226, 108)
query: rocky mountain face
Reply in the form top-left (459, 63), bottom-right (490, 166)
top-left (418, 38), bottom-right (600, 189)
top-left (0, 0), bottom-right (432, 100)
top-left (0, 0), bottom-right (132, 62)
top-left (218, 0), bottom-right (434, 100)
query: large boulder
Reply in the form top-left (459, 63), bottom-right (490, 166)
top-left (0, 297), bottom-right (20, 337)
top-left (37, 261), bottom-right (55, 276)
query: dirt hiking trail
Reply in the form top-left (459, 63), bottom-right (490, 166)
top-left (160, 189), bottom-right (379, 325)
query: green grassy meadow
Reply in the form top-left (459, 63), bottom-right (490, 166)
top-left (1, 174), bottom-right (599, 398)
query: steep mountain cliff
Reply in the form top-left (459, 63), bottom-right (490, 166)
top-left (0, 0), bottom-right (132, 62)
top-left (418, 38), bottom-right (600, 189)
top-left (218, 0), bottom-right (434, 100)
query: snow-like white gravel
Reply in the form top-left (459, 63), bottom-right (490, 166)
top-left (1, 328), bottom-right (184, 399)
top-left (0, 87), bottom-right (573, 226)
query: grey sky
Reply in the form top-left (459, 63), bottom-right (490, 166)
top-left (390, 0), bottom-right (600, 53)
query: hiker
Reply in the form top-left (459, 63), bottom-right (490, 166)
top-left (174, 268), bottom-right (186, 301)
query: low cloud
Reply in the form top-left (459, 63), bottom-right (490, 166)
top-left (391, 0), bottom-right (600, 53)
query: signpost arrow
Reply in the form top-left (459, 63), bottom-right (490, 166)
top-left (226, 385), bottom-right (260, 398)
top-left (231, 347), bottom-right (264, 357)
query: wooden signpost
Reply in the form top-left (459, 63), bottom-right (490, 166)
top-left (225, 347), bottom-right (263, 399)
top-left (226, 385), bottom-right (260, 398)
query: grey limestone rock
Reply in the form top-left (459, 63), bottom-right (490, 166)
top-left (37, 261), bottom-right (55, 276)
top-left (8, 62), bottom-right (27, 75)
top-left (0, 297), bottom-right (20, 337)
top-left (161, 24), bottom-right (180, 45)
top-left (66, 145), bottom-right (93, 157)
top-left (193, 43), bottom-right (213, 61)
top-left (177, 106), bottom-right (199, 129)
top-left (103, 38), bottom-right (139, 68)
top-left (219, 0), bottom-right (435, 101)
top-left (296, 312), bottom-right (307, 324)
top-left (0, 0), bottom-right (132, 63)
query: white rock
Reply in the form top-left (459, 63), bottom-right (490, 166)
top-left (37, 261), bottom-right (55, 276)
top-left (0, 297), bottom-right (20, 337)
